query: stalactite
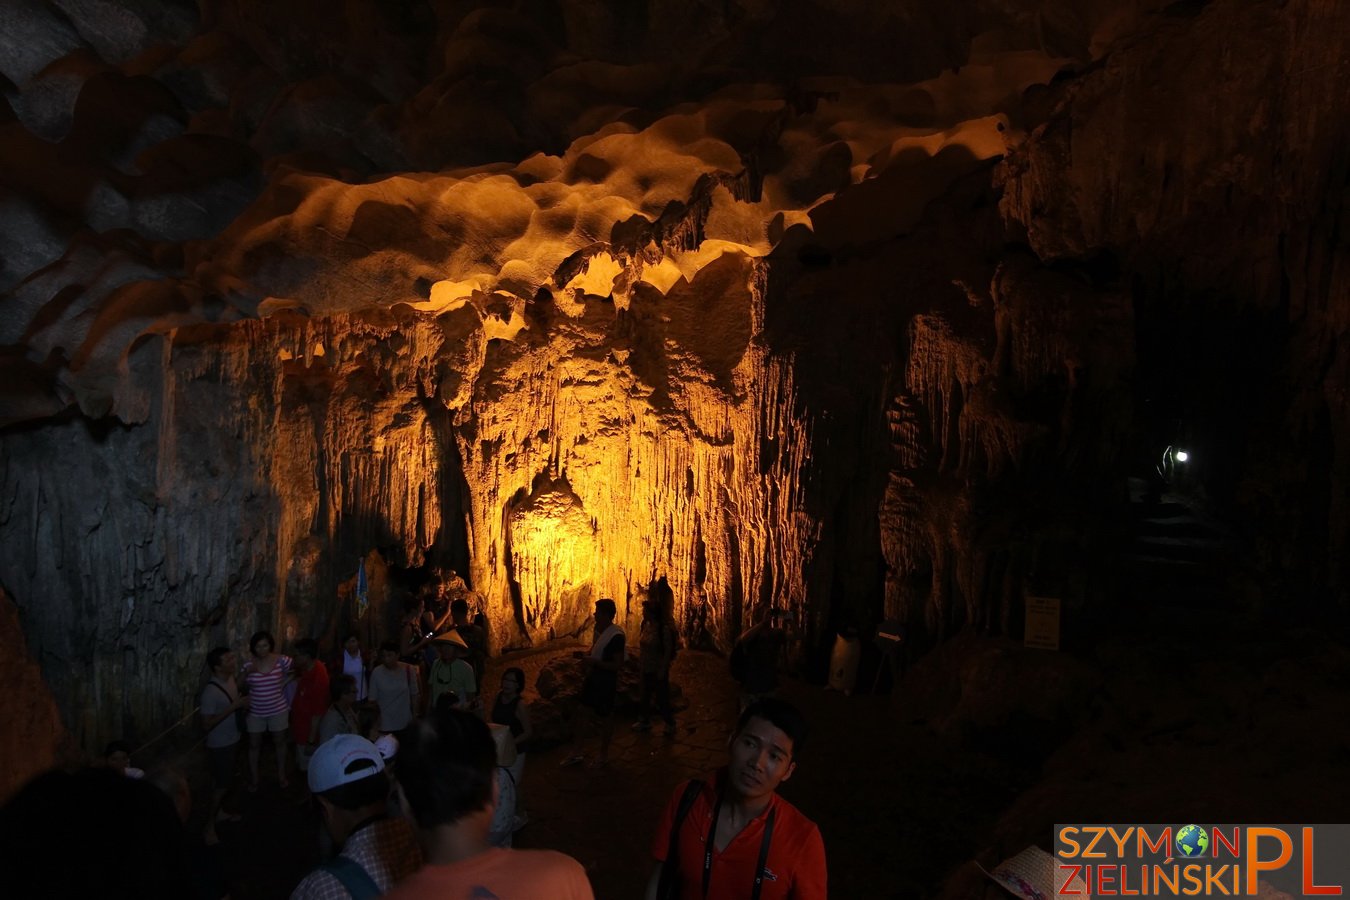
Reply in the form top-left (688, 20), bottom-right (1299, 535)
top-left (457, 255), bottom-right (818, 652)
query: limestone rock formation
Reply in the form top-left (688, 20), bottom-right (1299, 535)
top-left (1, 0), bottom-right (1348, 803)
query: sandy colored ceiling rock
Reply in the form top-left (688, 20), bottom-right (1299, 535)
top-left (2, 0), bottom-right (1088, 413)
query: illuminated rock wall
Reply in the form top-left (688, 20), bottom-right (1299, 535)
top-left (461, 256), bottom-right (818, 651)
top-left (0, 252), bottom-right (820, 752)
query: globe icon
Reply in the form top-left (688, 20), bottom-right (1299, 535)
top-left (1176, 825), bottom-right (1209, 857)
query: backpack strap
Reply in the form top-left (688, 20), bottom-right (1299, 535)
top-left (656, 779), bottom-right (705, 900)
top-left (205, 682), bottom-right (237, 734)
top-left (317, 855), bottom-right (381, 900)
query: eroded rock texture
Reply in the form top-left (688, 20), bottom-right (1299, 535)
top-left (1, 0), bottom-right (1348, 787)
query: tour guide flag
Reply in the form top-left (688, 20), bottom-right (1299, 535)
top-left (356, 557), bottom-right (369, 617)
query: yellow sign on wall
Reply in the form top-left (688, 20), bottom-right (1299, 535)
top-left (1024, 595), bottom-right (1061, 651)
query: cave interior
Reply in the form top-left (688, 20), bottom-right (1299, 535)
top-left (1, 0), bottom-right (1349, 895)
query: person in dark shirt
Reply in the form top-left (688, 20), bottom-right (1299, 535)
top-left (450, 597), bottom-right (488, 687)
top-left (732, 608), bottom-right (788, 713)
top-left (563, 598), bottom-right (625, 769)
top-left (489, 666), bottom-right (534, 829)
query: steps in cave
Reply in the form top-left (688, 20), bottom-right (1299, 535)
top-left (1117, 477), bottom-right (1244, 613)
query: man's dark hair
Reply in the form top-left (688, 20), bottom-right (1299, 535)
top-left (502, 667), bottom-right (525, 690)
top-left (735, 698), bottom-right (809, 757)
top-left (399, 707), bottom-right (495, 829)
top-left (206, 646), bottom-right (231, 671)
top-left (433, 691), bottom-right (460, 717)
top-left (294, 637), bottom-right (319, 659)
top-left (249, 630), bottom-right (275, 656)
top-left (595, 598), bottom-right (617, 619)
top-left (104, 740), bottom-right (133, 757)
top-left (380, 639), bottom-right (400, 654)
top-left (330, 674), bottom-right (357, 703)
top-left (0, 768), bottom-right (194, 898)
top-left (318, 763), bottom-right (389, 812)
top-left (649, 576), bottom-right (673, 607)
top-left (450, 598), bottom-right (468, 617)
top-left (403, 593), bottom-right (423, 614)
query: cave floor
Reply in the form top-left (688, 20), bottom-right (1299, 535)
top-left (208, 614), bottom-right (1350, 900)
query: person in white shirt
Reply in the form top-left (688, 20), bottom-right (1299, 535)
top-left (368, 640), bottom-right (419, 740)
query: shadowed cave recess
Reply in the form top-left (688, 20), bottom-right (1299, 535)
top-left (1, 0), bottom-right (1349, 857)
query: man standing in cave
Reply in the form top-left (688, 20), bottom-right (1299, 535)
top-left (382, 708), bottom-right (593, 898)
top-left (290, 734), bottom-right (422, 899)
top-left (369, 640), bottom-right (420, 742)
top-left (443, 568), bottom-right (469, 603)
top-left (428, 631), bottom-right (476, 710)
top-left (634, 578), bottom-right (679, 737)
top-left (562, 597), bottom-right (626, 768)
top-left (644, 698), bottom-right (826, 900)
top-left (450, 596), bottom-right (488, 687)
top-left (731, 608), bottom-right (789, 713)
top-left (200, 646), bottom-right (248, 845)
top-left (290, 638), bottom-right (331, 782)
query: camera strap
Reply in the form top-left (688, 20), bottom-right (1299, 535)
top-left (702, 786), bottom-right (777, 900)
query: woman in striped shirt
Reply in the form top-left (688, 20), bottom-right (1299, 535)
top-left (243, 630), bottom-right (294, 790)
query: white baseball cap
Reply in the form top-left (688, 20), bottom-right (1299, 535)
top-left (373, 733), bottom-right (400, 761)
top-left (308, 734), bottom-right (385, 794)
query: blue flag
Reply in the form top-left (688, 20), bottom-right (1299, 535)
top-left (356, 557), bottom-right (369, 617)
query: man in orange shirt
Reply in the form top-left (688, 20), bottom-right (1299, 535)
top-left (383, 707), bottom-right (594, 899)
top-left (645, 698), bottom-right (827, 900)
top-left (290, 638), bottom-right (330, 781)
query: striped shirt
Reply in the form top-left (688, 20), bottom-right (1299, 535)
top-left (245, 655), bottom-right (293, 717)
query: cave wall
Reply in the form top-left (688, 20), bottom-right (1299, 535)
top-left (1, 0), bottom-right (1348, 778)
top-left (999, 0), bottom-right (1350, 604)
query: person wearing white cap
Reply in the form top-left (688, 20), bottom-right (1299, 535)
top-left (383, 708), bottom-right (593, 899)
top-left (289, 734), bottom-right (422, 900)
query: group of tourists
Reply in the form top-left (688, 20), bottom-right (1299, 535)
top-left (0, 572), bottom-right (827, 899)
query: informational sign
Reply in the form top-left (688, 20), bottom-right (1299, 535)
top-left (1024, 595), bottom-right (1061, 651)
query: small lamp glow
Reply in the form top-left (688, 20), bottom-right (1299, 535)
top-left (1174, 450), bottom-right (1189, 463)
